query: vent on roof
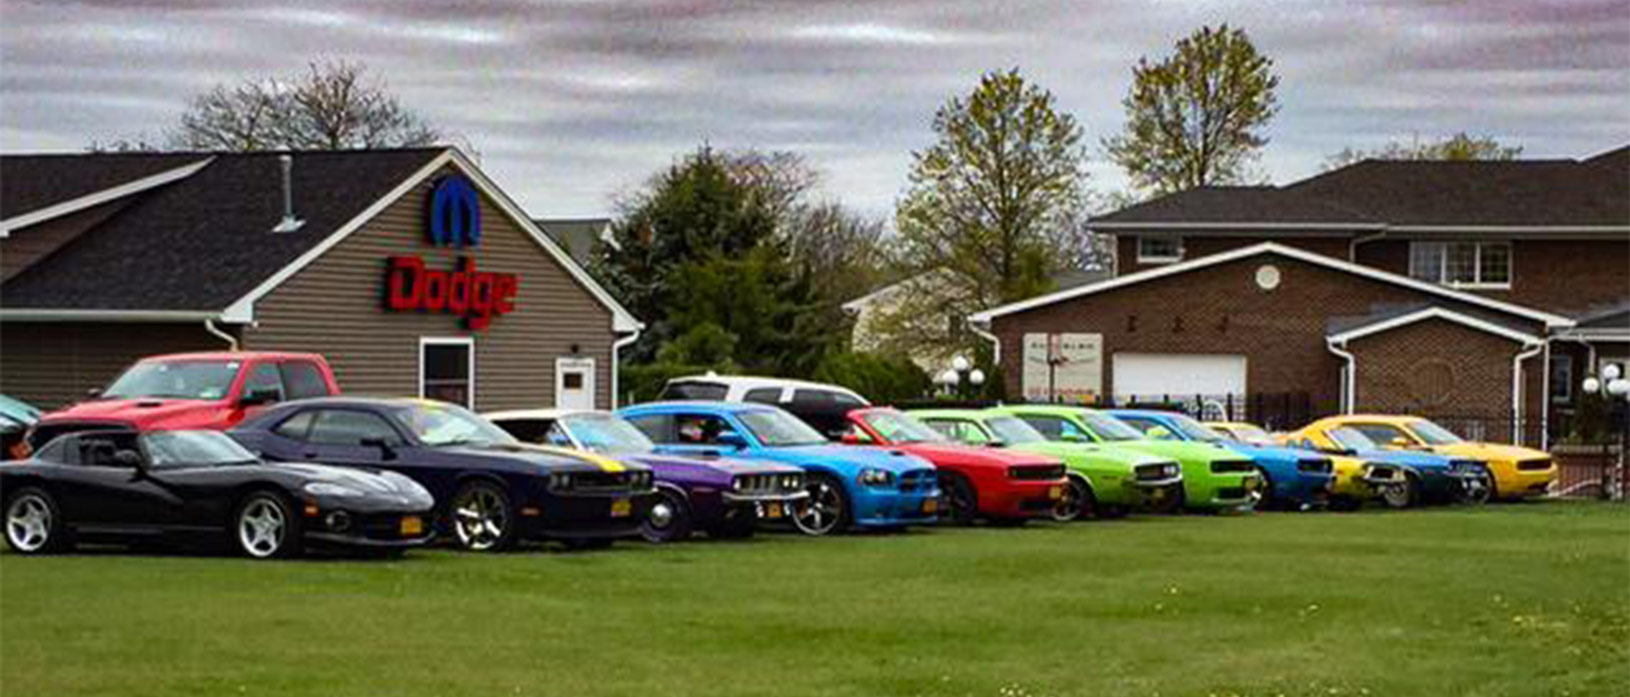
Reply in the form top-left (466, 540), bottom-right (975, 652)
top-left (271, 154), bottom-right (306, 233)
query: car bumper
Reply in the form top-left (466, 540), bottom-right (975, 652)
top-left (305, 531), bottom-right (435, 549)
top-left (976, 480), bottom-right (1067, 518)
top-left (1494, 466), bottom-right (1556, 499)
top-left (1183, 474), bottom-right (1261, 510)
top-left (850, 487), bottom-right (942, 527)
top-left (1125, 478), bottom-right (1184, 511)
top-left (520, 491), bottom-right (655, 540)
top-left (1273, 472), bottom-right (1334, 506)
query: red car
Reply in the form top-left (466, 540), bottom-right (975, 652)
top-left (25, 351), bottom-right (340, 451)
top-left (843, 407), bottom-right (1067, 525)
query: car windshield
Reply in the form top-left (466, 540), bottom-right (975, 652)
top-left (1158, 414), bottom-right (1228, 442)
top-left (1077, 411), bottom-right (1145, 441)
top-left (142, 431), bottom-right (259, 466)
top-left (1409, 419), bottom-right (1464, 445)
top-left (396, 403), bottom-right (518, 447)
top-left (1327, 427), bottom-right (1379, 452)
top-left (738, 410), bottom-right (827, 447)
top-left (562, 414), bottom-right (656, 455)
top-left (1221, 424), bottom-right (1273, 445)
top-left (986, 416), bottom-right (1046, 445)
top-left (103, 360), bottom-right (241, 400)
top-left (859, 411), bottom-right (946, 444)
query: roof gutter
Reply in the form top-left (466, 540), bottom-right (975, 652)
top-left (1349, 230), bottom-right (1387, 262)
top-left (1512, 340), bottom-right (1544, 447)
top-left (969, 319), bottom-right (1001, 366)
top-left (611, 326), bottom-right (643, 409)
top-left (203, 318), bottom-right (240, 351)
top-left (0, 309), bottom-right (225, 323)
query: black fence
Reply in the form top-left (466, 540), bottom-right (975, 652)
top-left (891, 392), bottom-right (1317, 431)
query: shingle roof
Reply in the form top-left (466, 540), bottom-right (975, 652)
top-left (1, 148), bottom-right (443, 310)
top-left (1092, 145), bottom-right (1630, 229)
top-left (0, 152), bottom-right (210, 218)
top-left (533, 218), bottom-right (611, 267)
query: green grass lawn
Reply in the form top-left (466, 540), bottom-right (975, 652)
top-left (3, 502), bottom-right (1627, 697)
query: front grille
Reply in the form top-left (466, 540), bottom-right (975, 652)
top-left (898, 469), bottom-right (934, 492)
top-left (1009, 464), bottom-right (1066, 480)
top-left (1517, 458), bottom-right (1553, 472)
top-left (357, 514), bottom-right (425, 540)
top-left (552, 470), bottom-right (646, 494)
top-left (1297, 458), bottom-right (1333, 475)
top-left (733, 473), bottom-right (804, 495)
top-left (1135, 462), bottom-right (1179, 481)
top-left (1210, 460), bottom-right (1254, 474)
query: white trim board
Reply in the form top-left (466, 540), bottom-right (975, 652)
top-left (1327, 307), bottom-right (1543, 345)
top-left (221, 147), bottom-right (643, 333)
top-left (0, 309), bottom-right (221, 322)
top-left (968, 242), bottom-right (1574, 328)
top-left (0, 157), bottom-right (216, 235)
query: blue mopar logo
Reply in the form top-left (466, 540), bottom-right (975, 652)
top-left (427, 175), bottom-right (481, 247)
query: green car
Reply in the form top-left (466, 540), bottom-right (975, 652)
top-left (906, 408), bottom-right (1184, 520)
top-left (989, 405), bottom-right (1261, 512)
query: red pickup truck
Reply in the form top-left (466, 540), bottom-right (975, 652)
top-left (25, 351), bottom-right (340, 451)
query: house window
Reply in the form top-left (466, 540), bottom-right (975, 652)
top-left (1137, 235), bottom-right (1183, 264)
top-left (1408, 241), bottom-right (1511, 287)
top-left (420, 338), bottom-right (474, 408)
top-left (1550, 355), bottom-right (1573, 404)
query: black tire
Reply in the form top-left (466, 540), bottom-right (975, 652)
top-left (1253, 467), bottom-right (1276, 511)
top-left (448, 480), bottom-right (517, 552)
top-left (233, 490), bottom-right (302, 559)
top-left (1051, 474), bottom-right (1095, 522)
top-left (939, 472), bottom-right (979, 526)
top-left (1456, 470), bottom-right (1493, 506)
top-left (793, 473), bottom-right (850, 536)
top-left (640, 487), bottom-right (694, 544)
top-left (1381, 473), bottom-right (1420, 509)
top-left (4, 487), bottom-right (71, 555)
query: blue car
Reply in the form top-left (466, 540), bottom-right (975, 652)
top-left (1289, 426), bottom-right (1491, 508)
top-left (618, 401), bottom-right (941, 536)
top-left (1108, 409), bottom-right (1336, 510)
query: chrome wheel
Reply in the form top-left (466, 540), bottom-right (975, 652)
top-left (794, 477), bottom-right (844, 536)
top-left (452, 485), bottom-right (510, 551)
top-left (1457, 473), bottom-right (1492, 506)
top-left (1380, 477), bottom-right (1416, 509)
top-left (1051, 477), bottom-right (1089, 522)
top-left (237, 495), bottom-right (287, 559)
top-left (639, 488), bottom-right (691, 544)
top-left (6, 493), bottom-right (53, 553)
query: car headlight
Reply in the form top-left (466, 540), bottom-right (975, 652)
top-left (549, 472), bottom-right (572, 490)
top-left (781, 474), bottom-right (801, 490)
top-left (857, 468), bottom-right (893, 486)
top-left (1163, 463), bottom-right (1180, 478)
top-left (304, 482), bottom-right (365, 498)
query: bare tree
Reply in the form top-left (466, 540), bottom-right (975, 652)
top-left (123, 60), bottom-right (444, 152)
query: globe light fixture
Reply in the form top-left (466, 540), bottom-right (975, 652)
top-left (951, 355), bottom-right (971, 373)
top-left (1605, 363), bottom-right (1623, 382)
top-left (969, 368), bottom-right (986, 386)
top-left (1610, 378), bottom-right (1630, 398)
top-left (940, 369), bottom-right (961, 386)
top-left (1583, 376), bottom-right (1602, 394)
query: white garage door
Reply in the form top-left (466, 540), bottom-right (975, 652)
top-left (1112, 353), bottom-right (1247, 398)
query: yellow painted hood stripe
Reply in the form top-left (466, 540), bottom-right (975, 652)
top-left (521, 443), bottom-right (626, 473)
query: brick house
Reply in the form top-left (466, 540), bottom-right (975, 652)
top-left (969, 145), bottom-right (1628, 446)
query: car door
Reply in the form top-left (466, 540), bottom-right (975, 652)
top-left (50, 434), bottom-right (180, 531)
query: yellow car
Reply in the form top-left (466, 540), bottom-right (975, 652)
top-left (1207, 421), bottom-right (1404, 510)
top-left (1301, 415), bottom-right (1555, 501)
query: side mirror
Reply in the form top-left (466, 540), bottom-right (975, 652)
top-left (360, 437), bottom-right (398, 459)
top-left (716, 431), bottom-right (747, 449)
top-left (239, 388), bottom-right (280, 407)
top-left (113, 449), bottom-right (146, 473)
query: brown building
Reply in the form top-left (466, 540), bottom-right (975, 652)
top-left (972, 146), bottom-right (1629, 446)
top-left (0, 148), bottom-right (642, 412)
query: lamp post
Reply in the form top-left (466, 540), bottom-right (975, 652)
top-left (1581, 363), bottom-right (1630, 501)
top-left (940, 355), bottom-right (985, 400)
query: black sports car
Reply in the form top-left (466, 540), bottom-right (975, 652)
top-left (1, 429), bottom-right (435, 558)
top-left (232, 398), bottom-right (657, 551)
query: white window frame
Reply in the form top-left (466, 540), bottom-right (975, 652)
top-left (418, 336), bottom-right (476, 408)
top-left (1136, 235), bottom-right (1184, 264)
top-left (1408, 241), bottom-right (1512, 290)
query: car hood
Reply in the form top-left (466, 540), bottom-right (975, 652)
top-left (40, 398), bottom-right (226, 429)
top-left (442, 442), bottom-right (651, 474)
top-left (892, 442), bottom-right (1059, 469)
top-left (1419, 442), bottom-right (1549, 463)
top-left (621, 452), bottom-right (802, 475)
top-left (773, 444), bottom-right (933, 472)
top-left (1114, 439), bottom-right (1242, 463)
top-left (1226, 443), bottom-right (1325, 463)
top-left (1006, 440), bottom-right (1171, 468)
top-left (272, 461), bottom-right (433, 505)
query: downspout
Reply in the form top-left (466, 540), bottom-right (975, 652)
top-left (969, 320), bottom-right (1001, 365)
top-left (611, 327), bottom-right (642, 409)
top-left (1326, 338), bottom-right (1356, 414)
top-left (1512, 340), bottom-right (1543, 446)
top-left (1540, 339), bottom-right (1551, 450)
top-left (1349, 230), bottom-right (1387, 263)
top-left (203, 318), bottom-right (239, 351)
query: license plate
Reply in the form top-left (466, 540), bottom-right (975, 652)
top-left (399, 516), bottom-right (423, 536)
top-left (1048, 485), bottom-right (1063, 500)
top-left (923, 498), bottom-right (938, 514)
top-left (610, 499), bottom-right (632, 518)
top-left (763, 502), bottom-right (783, 519)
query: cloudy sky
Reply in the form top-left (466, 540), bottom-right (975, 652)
top-left (2, 0), bottom-right (1625, 218)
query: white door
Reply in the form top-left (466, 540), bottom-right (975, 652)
top-left (554, 358), bottom-right (596, 410)
top-left (1112, 353), bottom-right (1247, 399)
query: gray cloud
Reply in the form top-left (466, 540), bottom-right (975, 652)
top-left (2, 0), bottom-right (1625, 217)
